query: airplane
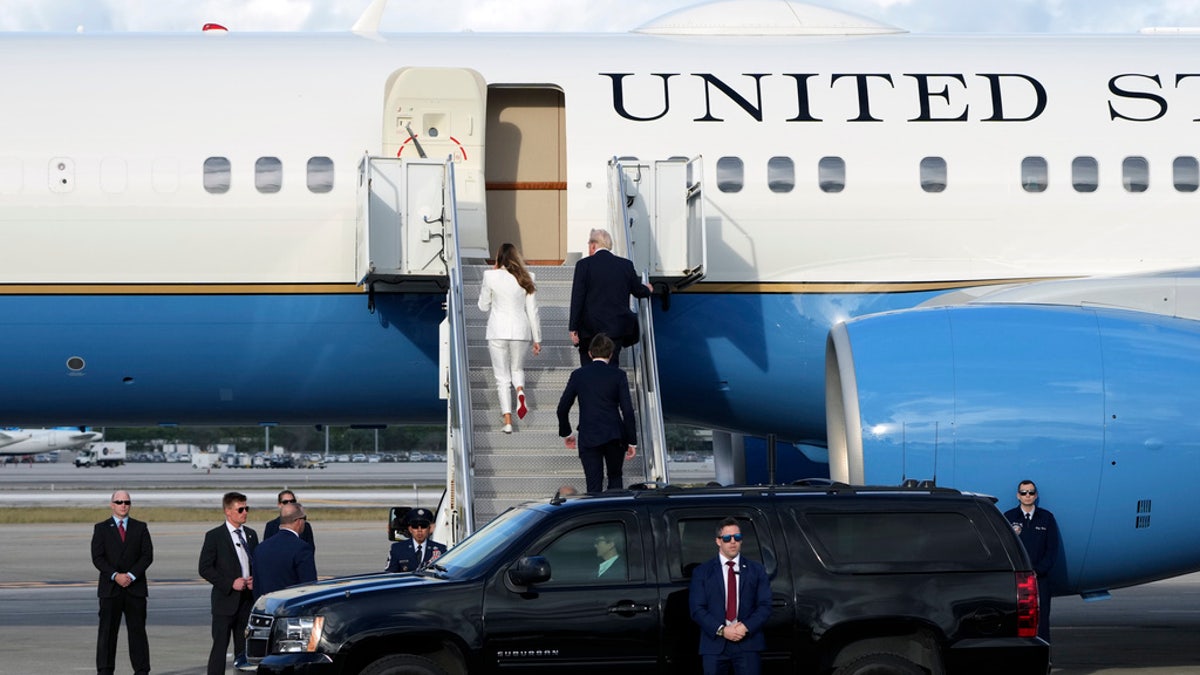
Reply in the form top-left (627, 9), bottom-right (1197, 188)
top-left (2, 0), bottom-right (1200, 598)
top-left (0, 428), bottom-right (104, 456)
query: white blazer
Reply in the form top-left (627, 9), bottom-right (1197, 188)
top-left (478, 268), bottom-right (541, 342)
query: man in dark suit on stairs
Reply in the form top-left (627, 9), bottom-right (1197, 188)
top-left (557, 333), bottom-right (638, 493)
top-left (91, 488), bottom-right (153, 675)
top-left (568, 228), bottom-right (654, 368)
top-left (199, 491), bottom-right (258, 674)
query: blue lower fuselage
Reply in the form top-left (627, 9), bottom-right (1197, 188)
top-left (0, 287), bottom-right (940, 434)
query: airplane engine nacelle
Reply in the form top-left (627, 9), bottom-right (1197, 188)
top-left (825, 303), bottom-right (1200, 593)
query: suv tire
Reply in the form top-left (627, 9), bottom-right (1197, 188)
top-left (359, 654), bottom-right (449, 675)
top-left (834, 653), bottom-right (926, 675)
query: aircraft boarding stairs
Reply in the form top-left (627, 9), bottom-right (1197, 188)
top-left (357, 155), bottom-right (706, 542)
top-left (462, 262), bottom-right (657, 526)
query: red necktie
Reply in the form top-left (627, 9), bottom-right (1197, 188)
top-left (118, 521), bottom-right (126, 542)
top-left (725, 560), bottom-right (737, 622)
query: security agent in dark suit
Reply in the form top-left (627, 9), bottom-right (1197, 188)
top-left (385, 507), bottom-right (448, 573)
top-left (199, 491), bottom-right (258, 674)
top-left (568, 228), bottom-right (653, 367)
top-left (263, 489), bottom-right (315, 546)
top-left (557, 333), bottom-right (638, 493)
top-left (1004, 479), bottom-right (1060, 642)
top-left (689, 518), bottom-right (772, 675)
top-left (252, 502), bottom-right (317, 599)
top-left (91, 489), bottom-right (153, 675)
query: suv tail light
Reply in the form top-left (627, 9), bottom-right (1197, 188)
top-left (1015, 571), bottom-right (1039, 638)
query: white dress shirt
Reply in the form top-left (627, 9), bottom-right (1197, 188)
top-left (226, 521), bottom-right (252, 578)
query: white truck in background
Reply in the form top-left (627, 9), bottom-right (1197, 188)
top-left (74, 442), bottom-right (127, 468)
top-left (191, 451), bottom-right (221, 470)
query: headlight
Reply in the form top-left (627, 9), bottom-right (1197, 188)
top-left (274, 615), bottom-right (324, 653)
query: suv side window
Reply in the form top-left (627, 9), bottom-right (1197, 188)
top-left (663, 509), bottom-right (775, 582)
top-left (534, 520), bottom-right (638, 586)
top-left (797, 509), bottom-right (995, 572)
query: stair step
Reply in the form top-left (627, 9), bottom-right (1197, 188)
top-left (457, 261), bottom-right (658, 530)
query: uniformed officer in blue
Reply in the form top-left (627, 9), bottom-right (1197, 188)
top-left (385, 507), bottom-right (447, 573)
top-left (1004, 479), bottom-right (1059, 642)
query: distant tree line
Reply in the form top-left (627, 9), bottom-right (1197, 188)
top-left (102, 425), bottom-right (445, 456)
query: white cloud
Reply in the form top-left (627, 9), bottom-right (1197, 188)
top-left (1, 0), bottom-right (1199, 33)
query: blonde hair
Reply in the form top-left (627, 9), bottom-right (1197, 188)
top-left (496, 242), bottom-right (535, 294)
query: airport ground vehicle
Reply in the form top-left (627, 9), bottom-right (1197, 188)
top-left (73, 442), bottom-right (126, 468)
top-left (191, 451), bottom-right (221, 470)
top-left (248, 484), bottom-right (1048, 675)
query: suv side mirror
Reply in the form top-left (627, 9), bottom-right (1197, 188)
top-left (388, 506), bottom-right (412, 542)
top-left (508, 556), bottom-right (552, 586)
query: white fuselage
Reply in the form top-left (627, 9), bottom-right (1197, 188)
top-left (1, 31), bottom-right (1198, 287)
top-left (0, 428), bottom-right (102, 456)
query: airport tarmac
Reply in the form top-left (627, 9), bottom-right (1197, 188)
top-left (2, 461), bottom-right (1198, 674)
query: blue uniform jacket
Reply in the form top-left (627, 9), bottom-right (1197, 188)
top-left (386, 538), bottom-right (447, 573)
top-left (1004, 506), bottom-right (1060, 578)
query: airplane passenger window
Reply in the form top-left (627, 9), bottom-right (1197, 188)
top-left (1072, 156), bottom-right (1098, 193)
top-left (203, 157), bottom-right (231, 194)
top-left (1123, 156), bottom-right (1149, 193)
top-left (716, 157), bottom-right (743, 193)
top-left (307, 157), bottom-right (335, 194)
top-left (1021, 156), bottom-right (1048, 193)
top-left (920, 157), bottom-right (946, 193)
top-left (819, 157), bottom-right (846, 193)
top-left (256, 157), bottom-right (283, 194)
top-left (767, 156), bottom-right (794, 193)
top-left (1173, 156), bottom-right (1199, 192)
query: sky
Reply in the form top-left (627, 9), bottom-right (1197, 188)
top-left (3, 0), bottom-right (1200, 34)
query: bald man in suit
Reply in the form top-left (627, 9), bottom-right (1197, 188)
top-left (92, 489), bottom-right (153, 675)
top-left (253, 502), bottom-right (317, 599)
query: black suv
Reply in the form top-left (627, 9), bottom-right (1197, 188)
top-left (247, 484), bottom-right (1049, 674)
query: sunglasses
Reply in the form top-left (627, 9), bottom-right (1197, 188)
top-left (279, 499), bottom-right (297, 505)
top-left (410, 522), bottom-right (431, 529)
top-left (1019, 490), bottom-right (1037, 496)
top-left (718, 533), bottom-right (744, 543)
top-left (111, 500), bottom-right (131, 506)
top-left (235, 506), bottom-right (250, 513)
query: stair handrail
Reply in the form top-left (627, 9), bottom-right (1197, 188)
top-left (608, 158), bottom-right (669, 485)
top-left (631, 274), bottom-right (669, 484)
top-left (443, 159), bottom-right (475, 543)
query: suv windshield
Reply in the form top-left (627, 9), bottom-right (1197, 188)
top-left (429, 507), bottom-right (548, 576)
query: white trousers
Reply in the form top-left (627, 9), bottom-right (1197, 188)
top-left (487, 339), bottom-right (528, 415)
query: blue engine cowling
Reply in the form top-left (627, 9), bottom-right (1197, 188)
top-left (825, 302), bottom-right (1200, 593)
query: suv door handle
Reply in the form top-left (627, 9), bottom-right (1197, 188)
top-left (608, 602), bottom-right (653, 615)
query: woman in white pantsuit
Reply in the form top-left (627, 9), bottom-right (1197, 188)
top-left (478, 243), bottom-right (542, 433)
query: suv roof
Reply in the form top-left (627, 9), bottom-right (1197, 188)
top-left (545, 481), bottom-right (1000, 507)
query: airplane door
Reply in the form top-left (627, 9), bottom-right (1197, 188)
top-left (356, 157), bottom-right (454, 284)
top-left (382, 67), bottom-right (488, 259)
top-left (485, 87), bottom-right (566, 262)
top-left (609, 157), bottom-right (706, 290)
